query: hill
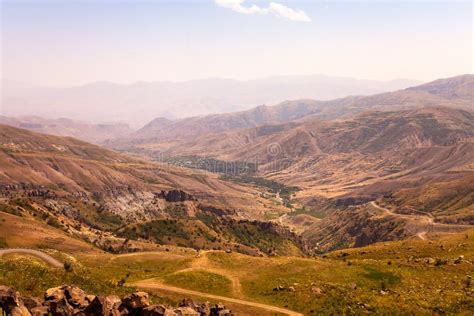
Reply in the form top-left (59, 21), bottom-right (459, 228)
top-left (0, 115), bottom-right (132, 143)
top-left (1, 213), bottom-right (473, 315)
top-left (118, 105), bottom-right (474, 249)
top-left (0, 125), bottom-right (301, 255)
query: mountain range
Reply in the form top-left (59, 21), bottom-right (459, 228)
top-left (1, 75), bottom-right (421, 127)
top-left (0, 75), bottom-right (472, 254)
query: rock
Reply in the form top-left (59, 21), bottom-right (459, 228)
top-left (10, 306), bottom-right (31, 316)
top-left (44, 297), bottom-right (74, 316)
top-left (179, 299), bottom-right (210, 315)
top-left (64, 286), bottom-right (88, 308)
top-left (121, 291), bottom-right (150, 310)
top-left (44, 286), bottom-right (66, 302)
top-left (21, 297), bottom-right (43, 311)
top-left (0, 285), bottom-right (23, 313)
top-left (141, 304), bottom-right (176, 316)
top-left (380, 290), bottom-right (388, 295)
top-left (29, 306), bottom-right (49, 316)
top-left (454, 255), bottom-right (465, 264)
top-left (347, 283), bottom-right (358, 290)
top-left (311, 287), bottom-right (322, 295)
top-left (44, 286), bottom-right (77, 316)
top-left (288, 286), bottom-right (296, 292)
top-left (210, 303), bottom-right (227, 315)
top-left (217, 310), bottom-right (234, 316)
top-left (158, 190), bottom-right (194, 202)
top-left (86, 295), bottom-right (96, 304)
top-left (174, 307), bottom-right (199, 316)
top-left (84, 295), bottom-right (121, 316)
top-left (425, 258), bottom-right (435, 265)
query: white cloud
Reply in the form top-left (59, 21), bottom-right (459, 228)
top-left (214, 0), bottom-right (311, 22)
top-left (268, 2), bottom-right (311, 22)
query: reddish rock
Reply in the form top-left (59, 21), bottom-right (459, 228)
top-left (84, 295), bottom-right (121, 316)
top-left (121, 292), bottom-right (150, 310)
top-left (140, 304), bottom-right (176, 316)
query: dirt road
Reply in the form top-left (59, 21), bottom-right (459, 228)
top-left (0, 248), bottom-right (63, 268)
top-left (130, 279), bottom-right (303, 316)
top-left (369, 201), bottom-right (473, 240)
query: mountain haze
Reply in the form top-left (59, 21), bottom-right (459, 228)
top-left (1, 75), bottom-right (421, 127)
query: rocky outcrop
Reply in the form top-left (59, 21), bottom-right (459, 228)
top-left (157, 190), bottom-right (195, 202)
top-left (0, 286), bottom-right (30, 315)
top-left (0, 285), bottom-right (234, 316)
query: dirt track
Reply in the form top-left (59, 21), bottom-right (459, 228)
top-left (369, 201), bottom-right (473, 240)
top-left (0, 248), bottom-right (63, 268)
top-left (130, 279), bottom-right (303, 316)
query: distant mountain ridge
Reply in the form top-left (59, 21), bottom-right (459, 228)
top-left (1, 75), bottom-right (421, 127)
top-left (0, 116), bottom-right (132, 144)
top-left (112, 74), bottom-right (473, 150)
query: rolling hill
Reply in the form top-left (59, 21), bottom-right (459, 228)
top-left (0, 125), bottom-right (302, 255)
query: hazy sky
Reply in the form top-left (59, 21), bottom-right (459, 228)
top-left (1, 0), bottom-right (472, 86)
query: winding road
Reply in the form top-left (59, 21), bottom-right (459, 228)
top-left (369, 201), bottom-right (473, 240)
top-left (0, 248), bottom-right (63, 268)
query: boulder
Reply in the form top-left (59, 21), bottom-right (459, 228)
top-left (84, 295), bottom-right (121, 316)
top-left (179, 299), bottom-right (210, 315)
top-left (44, 297), bottom-right (74, 316)
top-left (21, 297), bottom-right (43, 311)
top-left (44, 286), bottom-right (66, 302)
top-left (10, 306), bottom-right (31, 316)
top-left (121, 292), bottom-right (150, 310)
top-left (210, 303), bottom-right (227, 316)
top-left (29, 306), bottom-right (49, 316)
top-left (0, 285), bottom-right (23, 313)
top-left (174, 307), bottom-right (199, 316)
top-left (64, 286), bottom-right (88, 308)
top-left (140, 304), bottom-right (176, 316)
top-left (86, 295), bottom-right (96, 304)
top-left (44, 286), bottom-right (75, 316)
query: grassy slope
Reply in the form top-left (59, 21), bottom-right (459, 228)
top-left (1, 213), bottom-right (473, 314)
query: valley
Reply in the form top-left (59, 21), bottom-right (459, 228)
top-left (0, 75), bottom-right (473, 314)
top-left (2, 2), bottom-right (473, 313)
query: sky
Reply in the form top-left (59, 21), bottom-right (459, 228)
top-left (0, 0), bottom-right (472, 86)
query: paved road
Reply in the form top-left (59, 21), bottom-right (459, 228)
top-left (0, 248), bottom-right (63, 268)
top-left (131, 279), bottom-right (303, 316)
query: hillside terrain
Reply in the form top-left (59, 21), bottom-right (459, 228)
top-left (115, 106), bottom-right (474, 251)
top-left (0, 213), bottom-right (473, 315)
top-left (108, 76), bottom-right (474, 251)
top-left (0, 125), bottom-right (302, 255)
top-left (0, 75), bottom-right (473, 315)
